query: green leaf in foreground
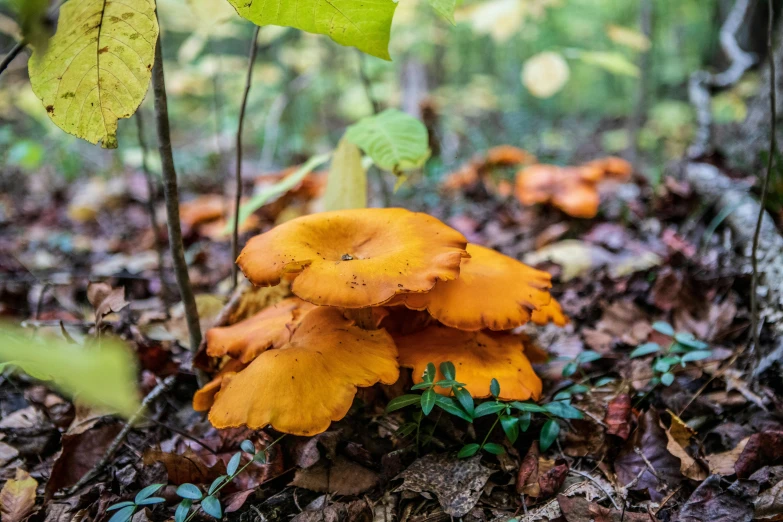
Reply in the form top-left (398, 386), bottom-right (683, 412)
top-left (232, 153), bottom-right (331, 231)
top-left (0, 324), bottom-right (140, 417)
top-left (28, 0), bottom-right (159, 148)
top-left (345, 109), bottom-right (430, 174)
top-left (539, 419), bottom-right (560, 451)
top-left (386, 394), bottom-right (421, 412)
top-left (323, 138), bottom-right (367, 212)
top-left (458, 443), bottom-right (480, 458)
top-left (226, 0), bottom-right (397, 60)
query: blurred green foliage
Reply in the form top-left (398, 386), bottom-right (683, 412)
top-left (0, 0), bottom-right (745, 184)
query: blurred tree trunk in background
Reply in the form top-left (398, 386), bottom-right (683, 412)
top-left (717, 0), bottom-right (780, 168)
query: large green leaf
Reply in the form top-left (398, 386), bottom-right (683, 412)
top-left (225, 0), bottom-right (397, 60)
top-left (28, 0), bottom-right (159, 149)
top-left (428, 0), bottom-right (456, 24)
top-left (0, 324), bottom-right (140, 417)
top-left (345, 109), bottom-right (430, 174)
top-left (323, 138), bottom-right (367, 211)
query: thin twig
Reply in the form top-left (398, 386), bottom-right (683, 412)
top-left (568, 469), bottom-right (620, 510)
top-left (64, 374), bottom-right (177, 494)
top-left (751, 0), bottom-right (777, 357)
top-left (135, 110), bottom-right (168, 305)
top-left (232, 26), bottom-right (261, 290)
top-left (151, 12), bottom-right (203, 363)
top-left (0, 40), bottom-right (27, 78)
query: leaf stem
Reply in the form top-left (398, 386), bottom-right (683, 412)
top-left (480, 414), bottom-right (501, 449)
top-left (232, 25), bottom-right (261, 289)
top-left (0, 40), bottom-right (27, 78)
top-left (151, 12), bottom-right (203, 368)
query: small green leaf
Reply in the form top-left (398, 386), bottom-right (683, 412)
top-left (209, 476), bottom-right (227, 495)
top-left (576, 351), bottom-right (601, 364)
top-left (539, 420), bottom-right (560, 451)
top-left (136, 497), bottom-right (165, 506)
top-left (654, 356), bottom-right (681, 373)
top-left (107, 502), bottom-right (135, 511)
top-left (652, 321), bottom-right (675, 336)
top-left (135, 484), bottom-right (164, 504)
top-left (176, 483), bottom-right (203, 501)
top-left (562, 362), bottom-right (578, 377)
top-left (593, 376), bottom-right (616, 387)
top-left (175, 500), bottom-right (192, 522)
top-left (483, 443), bottom-right (505, 455)
top-left (345, 109), bottom-right (430, 173)
top-left (421, 389), bottom-right (437, 415)
top-left (510, 401), bottom-right (548, 413)
top-left (681, 350), bottom-right (713, 363)
top-left (543, 401), bottom-right (584, 420)
top-left (411, 382), bottom-right (432, 391)
top-left (473, 402), bottom-right (506, 418)
top-left (630, 343), bottom-right (661, 359)
top-left (253, 451), bottom-right (267, 463)
top-left (108, 505), bottom-right (136, 522)
top-left (566, 384), bottom-right (590, 394)
top-left (674, 333), bottom-right (709, 350)
top-left (458, 444), bottom-right (480, 458)
top-left (552, 391), bottom-right (572, 401)
top-left (660, 372), bottom-right (675, 386)
top-left (201, 495), bottom-right (223, 519)
top-left (440, 361), bottom-right (456, 381)
top-left (386, 394), bottom-right (422, 412)
top-left (490, 378), bottom-right (501, 398)
top-left (500, 415), bottom-right (519, 444)
top-left (434, 395), bottom-right (473, 423)
top-left (424, 363), bottom-right (437, 383)
top-left (454, 387), bottom-right (474, 416)
top-left (227, 453), bottom-right (242, 476)
top-left (240, 440), bottom-right (256, 455)
top-left (518, 412), bottom-right (532, 432)
top-left (396, 422), bottom-right (418, 438)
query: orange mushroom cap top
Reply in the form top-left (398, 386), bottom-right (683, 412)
top-left (530, 297), bottom-right (569, 327)
top-left (205, 297), bottom-right (316, 363)
top-left (395, 324), bottom-right (542, 401)
top-left (208, 306), bottom-right (399, 436)
top-left (515, 165), bottom-right (600, 218)
top-left (237, 208), bottom-right (469, 308)
top-left (389, 244), bottom-right (554, 331)
top-left (485, 145), bottom-right (537, 166)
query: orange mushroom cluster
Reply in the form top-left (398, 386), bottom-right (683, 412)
top-left (514, 156), bottom-right (633, 218)
top-left (195, 208), bottom-right (568, 436)
top-left (442, 145), bottom-right (537, 196)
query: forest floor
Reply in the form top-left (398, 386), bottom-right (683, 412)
top-left (0, 149), bottom-right (781, 522)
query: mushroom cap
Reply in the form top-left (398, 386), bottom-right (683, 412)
top-left (208, 307), bottom-right (399, 436)
top-left (551, 181), bottom-right (600, 219)
top-left (515, 165), bottom-right (600, 218)
top-left (515, 164), bottom-right (562, 205)
top-left (388, 244), bottom-right (554, 331)
top-left (237, 208), bottom-right (469, 308)
top-left (394, 324), bottom-right (542, 400)
top-left (584, 156), bottom-right (633, 181)
top-left (205, 297), bottom-right (316, 363)
top-left (485, 145), bottom-right (536, 166)
top-left (531, 297), bottom-right (568, 326)
top-left (192, 359), bottom-right (245, 412)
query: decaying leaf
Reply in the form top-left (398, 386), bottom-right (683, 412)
top-left (557, 494), bottom-right (652, 521)
top-left (87, 282), bottom-right (128, 326)
top-left (28, 0), bottom-right (159, 148)
top-left (604, 394), bottom-right (632, 440)
top-left (143, 447), bottom-right (227, 485)
top-left (0, 468), bottom-right (38, 522)
top-left (290, 456), bottom-right (379, 495)
top-left (395, 454), bottom-right (492, 517)
top-left (679, 475), bottom-right (755, 522)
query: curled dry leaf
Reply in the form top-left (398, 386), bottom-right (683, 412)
top-left (679, 475), bottom-right (754, 522)
top-left (663, 413), bottom-right (708, 481)
top-left (0, 468), bottom-right (38, 522)
top-left (142, 447), bottom-right (227, 485)
top-left (395, 454), bottom-right (493, 517)
top-left (735, 431), bottom-right (783, 479)
top-left (557, 494), bottom-right (652, 522)
top-left (604, 394), bottom-right (632, 440)
top-left (86, 282), bottom-right (128, 325)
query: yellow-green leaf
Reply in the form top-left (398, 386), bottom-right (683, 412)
top-left (324, 138), bottom-right (367, 211)
top-left (578, 51), bottom-right (639, 78)
top-left (225, 0), bottom-right (397, 60)
top-left (11, 0), bottom-right (51, 52)
top-left (28, 0), bottom-right (159, 149)
top-left (0, 324), bottom-right (140, 417)
top-left (428, 0), bottom-right (456, 25)
top-left (345, 109), bottom-right (430, 173)
top-left (606, 24), bottom-right (651, 52)
top-left (0, 469), bottom-right (38, 522)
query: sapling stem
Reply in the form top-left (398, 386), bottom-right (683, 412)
top-left (135, 110), bottom-right (168, 305)
top-left (151, 15), bottom-right (202, 356)
top-left (232, 26), bottom-right (261, 290)
top-left (480, 415), bottom-right (501, 449)
top-left (0, 40), bottom-right (26, 77)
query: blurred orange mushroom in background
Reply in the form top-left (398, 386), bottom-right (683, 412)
top-left (387, 244), bottom-right (554, 331)
top-left (442, 145), bottom-right (536, 194)
top-left (395, 324), bottom-right (542, 401)
top-left (514, 156), bottom-right (633, 218)
top-left (237, 208), bottom-right (469, 308)
top-left (208, 307), bottom-right (399, 436)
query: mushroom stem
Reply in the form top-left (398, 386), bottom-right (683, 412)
top-left (343, 308), bottom-right (380, 330)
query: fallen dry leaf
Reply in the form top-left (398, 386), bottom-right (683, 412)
top-left (706, 437), bottom-right (750, 476)
top-left (663, 414), bottom-right (708, 481)
top-left (143, 447), bottom-right (227, 485)
top-left (679, 475), bottom-right (755, 522)
top-left (290, 456), bottom-right (378, 495)
top-left (87, 282), bottom-right (129, 326)
top-left (755, 479), bottom-right (783, 519)
top-left (557, 494), bottom-right (652, 521)
top-left (735, 431), bottom-right (783, 478)
top-left (396, 453), bottom-right (492, 517)
top-left (0, 468), bottom-right (38, 522)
